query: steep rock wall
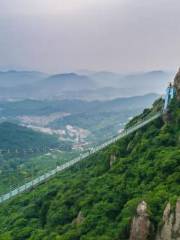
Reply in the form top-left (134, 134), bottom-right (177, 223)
top-left (174, 68), bottom-right (180, 100)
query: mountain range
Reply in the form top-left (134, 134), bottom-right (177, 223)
top-left (0, 70), bottom-right (174, 100)
top-left (0, 70), bottom-right (47, 87)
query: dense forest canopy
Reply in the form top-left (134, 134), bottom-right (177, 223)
top-left (0, 96), bottom-right (179, 239)
top-left (0, 122), bottom-right (59, 151)
top-left (0, 122), bottom-right (73, 195)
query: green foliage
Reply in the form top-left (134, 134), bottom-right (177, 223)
top-left (0, 122), bottom-right (74, 194)
top-left (0, 99), bottom-right (179, 240)
top-left (0, 122), bottom-right (60, 151)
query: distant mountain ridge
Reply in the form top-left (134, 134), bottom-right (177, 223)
top-left (91, 70), bottom-right (173, 88)
top-left (0, 69), bottom-right (174, 100)
top-left (0, 70), bottom-right (47, 87)
top-left (0, 93), bottom-right (158, 118)
top-left (37, 73), bottom-right (96, 92)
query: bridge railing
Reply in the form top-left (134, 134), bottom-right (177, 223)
top-left (0, 111), bottom-right (162, 204)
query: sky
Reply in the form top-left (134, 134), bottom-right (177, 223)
top-left (0, 0), bottom-right (180, 73)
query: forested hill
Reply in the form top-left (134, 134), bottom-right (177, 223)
top-left (0, 99), bottom-right (179, 239)
top-left (0, 122), bottom-right (59, 151)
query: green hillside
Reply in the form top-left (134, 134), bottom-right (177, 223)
top-left (0, 122), bottom-right (59, 151)
top-left (0, 99), bottom-right (179, 240)
top-left (0, 122), bottom-right (72, 195)
top-left (0, 94), bottom-right (157, 117)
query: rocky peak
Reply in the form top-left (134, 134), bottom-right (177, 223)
top-left (129, 199), bottom-right (180, 240)
top-left (137, 201), bottom-right (148, 216)
top-left (129, 201), bottom-right (152, 240)
top-left (156, 199), bottom-right (180, 240)
top-left (156, 203), bottom-right (174, 240)
top-left (174, 68), bottom-right (180, 100)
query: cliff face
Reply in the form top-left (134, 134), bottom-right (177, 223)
top-left (129, 200), bottom-right (180, 240)
top-left (174, 68), bottom-right (180, 100)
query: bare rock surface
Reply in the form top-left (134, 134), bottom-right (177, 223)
top-left (129, 201), bottom-right (152, 240)
top-left (174, 68), bottom-right (180, 100)
top-left (73, 211), bottom-right (84, 225)
top-left (173, 200), bottom-right (180, 238)
top-left (110, 154), bottom-right (117, 168)
top-left (156, 203), bottom-right (174, 240)
top-left (156, 200), bottom-right (180, 240)
top-left (129, 200), bottom-right (180, 240)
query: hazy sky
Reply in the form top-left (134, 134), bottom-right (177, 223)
top-left (0, 0), bottom-right (180, 73)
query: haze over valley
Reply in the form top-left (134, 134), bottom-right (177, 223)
top-left (0, 69), bottom-right (174, 100)
top-left (0, 68), bottom-right (163, 194)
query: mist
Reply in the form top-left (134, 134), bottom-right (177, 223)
top-left (0, 0), bottom-right (180, 73)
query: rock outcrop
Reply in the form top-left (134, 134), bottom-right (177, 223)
top-left (129, 200), bottom-right (180, 240)
top-left (129, 201), bottom-right (153, 240)
top-left (109, 154), bottom-right (117, 168)
top-left (73, 211), bottom-right (84, 225)
top-left (174, 68), bottom-right (180, 100)
top-left (173, 200), bottom-right (180, 239)
top-left (156, 203), bottom-right (174, 240)
top-left (156, 200), bottom-right (180, 240)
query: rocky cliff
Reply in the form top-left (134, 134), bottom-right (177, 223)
top-left (174, 68), bottom-right (180, 100)
top-left (129, 200), bottom-right (180, 240)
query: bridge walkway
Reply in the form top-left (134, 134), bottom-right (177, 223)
top-left (0, 111), bottom-right (162, 204)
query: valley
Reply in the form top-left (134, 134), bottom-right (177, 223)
top-left (0, 94), bottom-right (158, 196)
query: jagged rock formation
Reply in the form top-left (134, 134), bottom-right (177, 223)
top-left (130, 200), bottom-right (180, 240)
top-left (156, 203), bottom-right (174, 240)
top-left (174, 68), bottom-right (180, 100)
top-left (129, 201), bottom-right (153, 240)
top-left (156, 200), bottom-right (180, 240)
